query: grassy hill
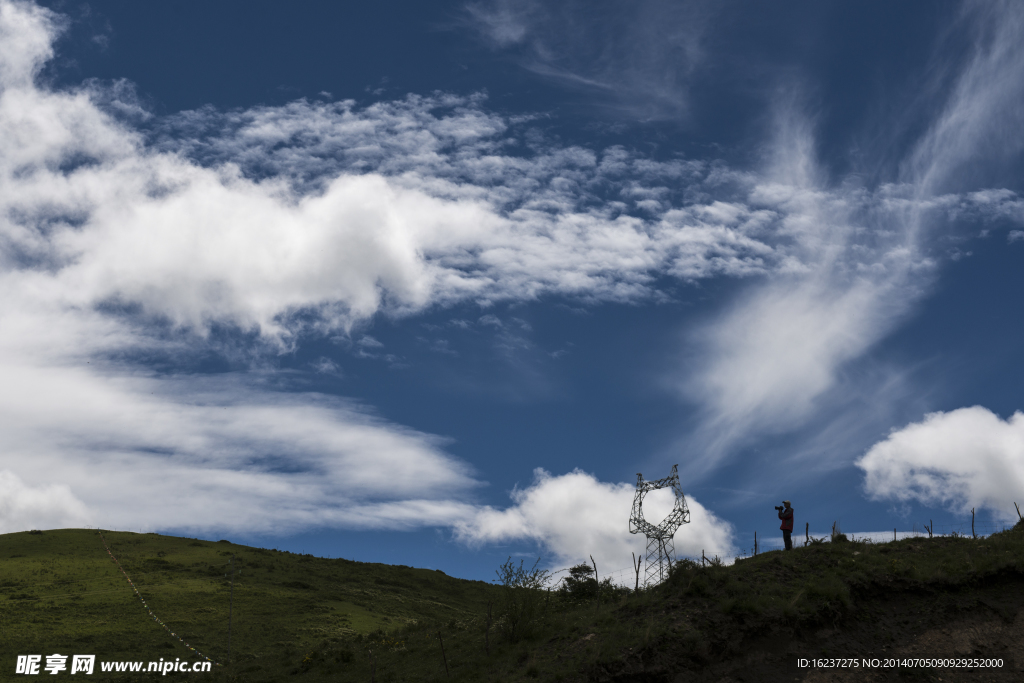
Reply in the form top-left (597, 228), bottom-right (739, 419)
top-left (2, 525), bottom-right (1024, 682)
top-left (0, 529), bottom-right (496, 681)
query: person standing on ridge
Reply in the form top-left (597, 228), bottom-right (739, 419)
top-left (778, 500), bottom-right (794, 550)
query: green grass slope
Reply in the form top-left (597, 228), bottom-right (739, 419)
top-left (0, 529), bottom-right (497, 681)
top-left (3, 525), bottom-right (1024, 682)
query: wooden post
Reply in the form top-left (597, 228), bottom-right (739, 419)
top-left (590, 555), bottom-right (599, 612)
top-left (805, 522), bottom-right (809, 546)
top-left (1015, 502), bottom-right (1022, 521)
top-left (485, 601), bottom-right (492, 655)
top-left (701, 549), bottom-right (705, 567)
top-left (437, 632), bottom-right (449, 679)
top-left (632, 552), bottom-right (641, 593)
top-left (972, 508), bottom-right (976, 538)
top-left (227, 555), bottom-right (234, 666)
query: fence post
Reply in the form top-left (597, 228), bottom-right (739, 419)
top-left (632, 552), bottom-right (641, 593)
top-left (805, 522), bottom-right (809, 546)
top-left (972, 508), bottom-right (976, 539)
top-left (227, 555), bottom-right (234, 666)
top-left (485, 601), bottom-right (492, 655)
top-left (437, 632), bottom-right (449, 679)
top-left (590, 555), bottom-right (599, 612)
top-left (754, 531), bottom-right (757, 555)
top-left (1015, 502), bottom-right (1022, 522)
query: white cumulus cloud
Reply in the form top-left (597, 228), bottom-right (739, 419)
top-left (857, 406), bottom-right (1024, 522)
top-left (454, 468), bottom-right (736, 578)
top-left (0, 471), bottom-right (89, 533)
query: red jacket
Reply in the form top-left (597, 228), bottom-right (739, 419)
top-left (779, 507), bottom-right (794, 531)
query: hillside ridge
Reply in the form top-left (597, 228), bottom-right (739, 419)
top-left (3, 525), bottom-right (1024, 681)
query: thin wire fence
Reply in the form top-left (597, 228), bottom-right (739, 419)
top-left (571, 514), bottom-right (1023, 588)
top-left (733, 518), bottom-right (1019, 561)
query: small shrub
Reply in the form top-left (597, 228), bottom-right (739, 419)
top-left (686, 574), bottom-right (710, 596)
top-left (889, 559), bottom-right (912, 577)
top-left (666, 558), bottom-right (702, 590)
top-left (597, 576), bottom-right (630, 602)
top-left (806, 576), bottom-right (851, 611)
top-left (559, 563), bottom-right (598, 602)
top-left (495, 557), bottom-right (549, 643)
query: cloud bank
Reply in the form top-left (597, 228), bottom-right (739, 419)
top-left (0, 0), bottom-right (746, 549)
top-left (858, 406), bottom-right (1024, 522)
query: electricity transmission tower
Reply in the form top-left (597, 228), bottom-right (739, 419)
top-left (629, 464), bottom-right (690, 587)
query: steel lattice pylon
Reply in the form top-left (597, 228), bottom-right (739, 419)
top-left (629, 464), bottom-right (690, 587)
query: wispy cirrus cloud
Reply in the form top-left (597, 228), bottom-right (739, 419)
top-left (674, 1), bottom-right (1024, 475)
top-left (905, 0), bottom-right (1024, 194)
top-left (463, 0), bottom-right (710, 120)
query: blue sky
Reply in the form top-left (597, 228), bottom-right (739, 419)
top-left (2, 0), bottom-right (1024, 583)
